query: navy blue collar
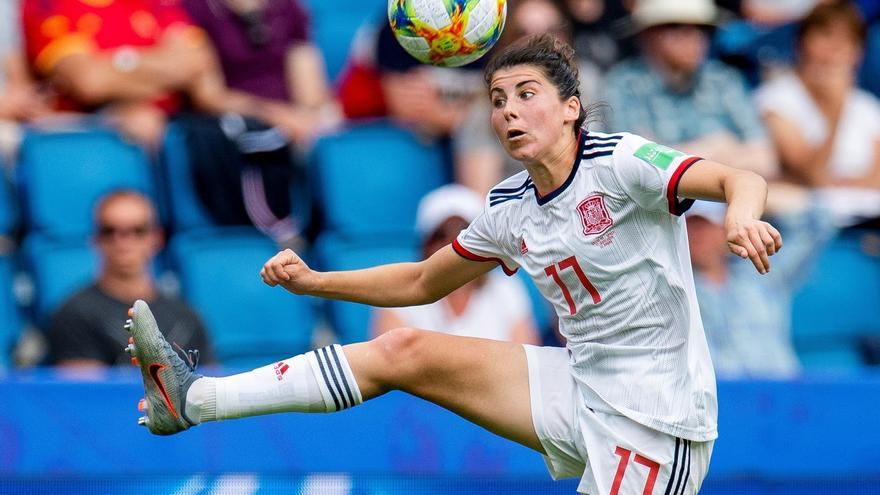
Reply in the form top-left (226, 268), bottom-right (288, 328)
top-left (534, 130), bottom-right (586, 206)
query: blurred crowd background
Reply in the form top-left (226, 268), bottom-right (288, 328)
top-left (0, 0), bottom-right (879, 380)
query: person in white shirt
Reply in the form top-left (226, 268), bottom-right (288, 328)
top-left (126, 34), bottom-right (782, 495)
top-left (372, 184), bottom-right (540, 344)
top-left (755, 1), bottom-right (880, 225)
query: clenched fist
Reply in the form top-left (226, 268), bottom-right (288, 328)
top-left (260, 249), bottom-right (318, 295)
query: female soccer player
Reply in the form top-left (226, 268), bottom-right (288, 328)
top-left (127, 34), bottom-right (781, 495)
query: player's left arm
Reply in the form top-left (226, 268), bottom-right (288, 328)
top-left (678, 160), bottom-right (783, 275)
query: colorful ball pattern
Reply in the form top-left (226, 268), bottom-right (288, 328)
top-left (388, 0), bottom-right (507, 67)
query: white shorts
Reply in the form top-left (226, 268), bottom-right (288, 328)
top-left (524, 345), bottom-right (714, 495)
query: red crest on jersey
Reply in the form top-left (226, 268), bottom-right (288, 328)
top-left (577, 195), bottom-right (613, 236)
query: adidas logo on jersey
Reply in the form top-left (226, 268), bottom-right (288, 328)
top-left (520, 238), bottom-right (529, 255)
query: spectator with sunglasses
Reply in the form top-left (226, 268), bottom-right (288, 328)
top-left (46, 190), bottom-right (214, 368)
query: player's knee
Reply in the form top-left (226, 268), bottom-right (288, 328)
top-left (373, 327), bottom-right (427, 381)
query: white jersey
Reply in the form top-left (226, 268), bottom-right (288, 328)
top-left (454, 131), bottom-right (718, 442)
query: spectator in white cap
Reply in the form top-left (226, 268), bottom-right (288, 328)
top-left (372, 184), bottom-right (540, 344)
top-left (603, 0), bottom-right (779, 179)
top-left (687, 199), bottom-right (834, 379)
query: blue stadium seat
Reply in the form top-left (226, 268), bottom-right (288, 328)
top-left (17, 128), bottom-right (155, 237)
top-left (310, 121), bottom-right (448, 238)
top-left (0, 255), bottom-right (21, 369)
top-left (860, 23), bottom-right (880, 98)
top-left (21, 234), bottom-right (98, 328)
top-left (169, 229), bottom-right (316, 367)
top-left (792, 231), bottom-right (880, 371)
top-left (313, 233), bottom-right (418, 343)
top-left (0, 159), bottom-right (17, 237)
top-left (302, 0), bottom-right (385, 82)
top-left (160, 122), bottom-right (215, 232)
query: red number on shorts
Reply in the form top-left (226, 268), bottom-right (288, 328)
top-left (544, 256), bottom-right (601, 315)
top-left (609, 446), bottom-right (661, 495)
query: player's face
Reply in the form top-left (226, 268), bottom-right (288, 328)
top-left (489, 65), bottom-right (579, 163)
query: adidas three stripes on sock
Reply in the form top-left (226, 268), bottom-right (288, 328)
top-left (184, 344), bottom-right (363, 423)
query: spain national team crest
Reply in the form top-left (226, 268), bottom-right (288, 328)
top-left (577, 195), bottom-right (613, 236)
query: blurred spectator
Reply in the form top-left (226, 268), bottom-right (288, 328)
top-left (21, 0), bottom-right (212, 149)
top-left (687, 199), bottom-right (835, 379)
top-left (372, 185), bottom-right (540, 345)
top-left (738, 0), bottom-right (878, 24)
top-left (183, 0), bottom-right (341, 146)
top-left (179, 0), bottom-right (342, 244)
top-left (715, 0), bottom-right (879, 89)
top-left (0, 0), bottom-right (50, 159)
top-left (603, 0), bottom-right (779, 179)
top-left (47, 190), bottom-right (214, 368)
top-left (741, 0), bottom-right (824, 24)
top-left (563, 0), bottom-right (636, 71)
top-left (755, 1), bottom-right (880, 197)
top-left (454, 0), bottom-right (602, 194)
top-left (502, 0), bottom-right (603, 98)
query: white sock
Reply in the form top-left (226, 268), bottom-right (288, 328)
top-left (185, 345), bottom-right (363, 423)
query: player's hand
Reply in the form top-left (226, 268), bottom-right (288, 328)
top-left (725, 216), bottom-right (783, 275)
top-left (260, 249), bottom-right (317, 295)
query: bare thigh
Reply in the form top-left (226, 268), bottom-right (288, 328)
top-left (343, 327), bottom-right (543, 453)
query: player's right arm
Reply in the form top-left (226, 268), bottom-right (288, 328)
top-left (260, 245), bottom-right (495, 307)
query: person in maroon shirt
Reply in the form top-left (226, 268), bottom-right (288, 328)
top-left (183, 0), bottom-right (341, 146)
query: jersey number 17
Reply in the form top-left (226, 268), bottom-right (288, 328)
top-left (544, 256), bottom-right (602, 315)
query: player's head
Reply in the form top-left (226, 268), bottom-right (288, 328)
top-left (416, 184), bottom-right (483, 258)
top-left (797, 0), bottom-right (866, 70)
top-left (93, 190), bottom-right (162, 278)
top-left (484, 33), bottom-right (585, 161)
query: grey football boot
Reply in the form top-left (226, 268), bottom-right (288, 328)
top-left (124, 299), bottom-right (201, 435)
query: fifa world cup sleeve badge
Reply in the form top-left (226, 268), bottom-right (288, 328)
top-left (577, 195), bottom-right (613, 236)
top-left (634, 142), bottom-right (685, 170)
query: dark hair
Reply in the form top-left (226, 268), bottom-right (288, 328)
top-left (797, 0), bottom-right (867, 47)
top-left (484, 33), bottom-right (587, 132)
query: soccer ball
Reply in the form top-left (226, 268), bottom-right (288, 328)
top-left (388, 0), bottom-right (507, 67)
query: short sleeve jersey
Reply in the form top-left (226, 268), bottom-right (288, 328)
top-left (454, 131), bottom-right (718, 442)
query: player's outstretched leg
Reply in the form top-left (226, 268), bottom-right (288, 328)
top-left (343, 327), bottom-right (542, 452)
top-left (127, 300), bottom-right (542, 454)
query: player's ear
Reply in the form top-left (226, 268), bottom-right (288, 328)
top-left (563, 95), bottom-right (580, 124)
